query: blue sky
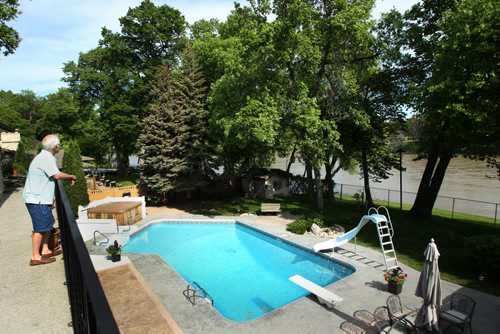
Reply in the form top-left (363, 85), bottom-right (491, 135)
top-left (0, 0), bottom-right (417, 96)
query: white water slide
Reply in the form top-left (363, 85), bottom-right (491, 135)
top-left (313, 214), bottom-right (388, 252)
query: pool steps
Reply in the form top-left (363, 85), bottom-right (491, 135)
top-left (183, 281), bottom-right (214, 306)
top-left (289, 274), bottom-right (343, 308)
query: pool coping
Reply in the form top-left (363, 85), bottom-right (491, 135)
top-left (85, 213), bottom-right (500, 334)
top-left (121, 218), bottom-right (357, 323)
top-left (89, 216), bottom-right (372, 332)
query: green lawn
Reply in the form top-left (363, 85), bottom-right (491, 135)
top-left (164, 195), bottom-right (500, 296)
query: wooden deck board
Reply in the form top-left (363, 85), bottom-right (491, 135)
top-left (97, 264), bottom-right (183, 334)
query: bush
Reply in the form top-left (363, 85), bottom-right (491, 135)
top-left (463, 234), bottom-right (500, 279)
top-left (286, 218), bottom-right (311, 234)
top-left (62, 140), bottom-right (89, 216)
top-left (13, 137), bottom-right (33, 175)
top-left (286, 214), bottom-right (326, 234)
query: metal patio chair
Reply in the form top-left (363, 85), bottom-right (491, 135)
top-left (386, 295), bottom-right (417, 332)
top-left (373, 306), bottom-right (391, 331)
top-left (339, 320), bottom-right (370, 334)
top-left (353, 310), bottom-right (378, 333)
top-left (440, 293), bottom-right (476, 334)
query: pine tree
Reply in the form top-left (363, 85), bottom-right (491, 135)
top-left (140, 45), bottom-right (212, 203)
top-left (62, 140), bottom-right (89, 215)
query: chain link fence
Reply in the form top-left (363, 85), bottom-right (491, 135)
top-left (334, 183), bottom-right (499, 225)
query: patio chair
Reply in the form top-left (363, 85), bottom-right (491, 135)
top-left (440, 293), bottom-right (476, 334)
top-left (353, 310), bottom-right (378, 333)
top-left (373, 306), bottom-right (391, 331)
top-left (386, 295), bottom-right (417, 332)
top-left (339, 321), bottom-right (369, 334)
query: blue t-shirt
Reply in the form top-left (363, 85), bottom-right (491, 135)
top-left (23, 150), bottom-right (60, 204)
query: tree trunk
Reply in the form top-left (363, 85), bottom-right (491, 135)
top-left (314, 167), bottom-right (324, 210)
top-left (361, 146), bottom-right (374, 209)
top-left (324, 161), bottom-right (333, 202)
top-left (305, 163), bottom-right (314, 202)
top-left (113, 143), bottom-right (130, 176)
top-left (286, 146), bottom-right (296, 174)
top-left (411, 152), bottom-right (452, 217)
top-left (324, 157), bottom-right (338, 203)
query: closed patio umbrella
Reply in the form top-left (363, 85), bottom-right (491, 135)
top-left (415, 238), bottom-right (442, 331)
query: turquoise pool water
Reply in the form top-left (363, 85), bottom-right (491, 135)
top-left (123, 222), bottom-right (354, 322)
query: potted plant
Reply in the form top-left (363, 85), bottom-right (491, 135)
top-left (106, 240), bottom-right (122, 262)
top-left (384, 267), bottom-right (407, 295)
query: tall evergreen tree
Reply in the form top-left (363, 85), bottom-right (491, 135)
top-left (62, 140), bottom-right (89, 216)
top-left (140, 45), bottom-right (211, 203)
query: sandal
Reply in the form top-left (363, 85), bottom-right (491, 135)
top-left (41, 249), bottom-right (62, 258)
top-left (30, 257), bottom-right (56, 266)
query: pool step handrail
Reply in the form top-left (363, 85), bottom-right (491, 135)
top-left (93, 230), bottom-right (109, 245)
top-left (369, 206), bottom-right (399, 271)
top-left (183, 281), bottom-right (214, 306)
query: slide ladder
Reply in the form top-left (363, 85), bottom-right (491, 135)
top-left (370, 206), bottom-right (399, 271)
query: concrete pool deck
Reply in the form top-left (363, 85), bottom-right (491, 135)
top-left (2, 190), bottom-right (500, 333)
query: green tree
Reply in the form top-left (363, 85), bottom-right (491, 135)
top-left (270, 0), bottom-right (376, 208)
top-left (61, 140), bottom-right (89, 216)
top-left (140, 45), bottom-right (211, 202)
top-left (0, 90), bottom-right (41, 137)
top-left (0, 0), bottom-right (21, 57)
top-left (63, 0), bottom-right (187, 174)
top-left (36, 88), bottom-right (91, 139)
top-left (206, 1), bottom-right (280, 174)
top-left (12, 136), bottom-right (32, 175)
top-left (379, 0), bottom-right (500, 216)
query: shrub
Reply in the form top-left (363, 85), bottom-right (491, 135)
top-left (463, 234), bottom-right (500, 279)
top-left (13, 137), bottom-right (33, 175)
top-left (286, 214), bottom-right (326, 234)
top-left (62, 140), bottom-right (89, 216)
top-left (286, 218), bottom-right (311, 234)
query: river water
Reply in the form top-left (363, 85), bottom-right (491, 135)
top-left (272, 155), bottom-right (500, 218)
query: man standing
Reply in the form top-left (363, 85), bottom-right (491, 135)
top-left (23, 134), bottom-right (77, 266)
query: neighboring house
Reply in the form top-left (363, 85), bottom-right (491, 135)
top-left (241, 168), bottom-right (291, 199)
top-left (0, 126), bottom-right (21, 197)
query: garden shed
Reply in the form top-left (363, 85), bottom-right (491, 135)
top-left (241, 168), bottom-right (291, 199)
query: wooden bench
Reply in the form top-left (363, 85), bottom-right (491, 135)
top-left (260, 203), bottom-right (281, 214)
top-left (289, 274), bottom-right (343, 308)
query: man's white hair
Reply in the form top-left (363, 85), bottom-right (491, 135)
top-left (42, 134), bottom-right (60, 151)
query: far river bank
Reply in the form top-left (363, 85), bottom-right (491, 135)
top-left (272, 155), bottom-right (500, 219)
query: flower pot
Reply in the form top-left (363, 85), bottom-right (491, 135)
top-left (110, 254), bottom-right (121, 262)
top-left (388, 281), bottom-right (402, 295)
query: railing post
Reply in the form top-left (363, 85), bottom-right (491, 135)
top-left (452, 198), bottom-right (456, 219)
top-left (495, 203), bottom-right (498, 225)
top-left (387, 190), bottom-right (390, 207)
top-left (340, 184), bottom-right (343, 200)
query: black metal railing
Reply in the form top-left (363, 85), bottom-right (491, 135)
top-left (55, 181), bottom-right (119, 333)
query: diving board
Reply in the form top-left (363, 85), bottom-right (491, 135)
top-left (289, 274), bottom-right (343, 308)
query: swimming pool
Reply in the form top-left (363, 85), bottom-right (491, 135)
top-left (123, 221), bottom-right (355, 322)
